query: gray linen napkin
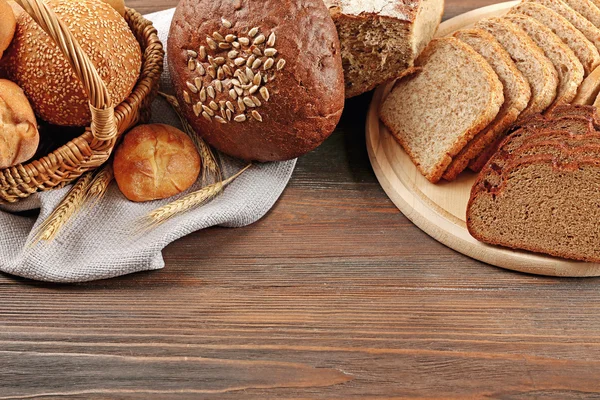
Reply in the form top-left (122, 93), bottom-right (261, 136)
top-left (0, 8), bottom-right (296, 283)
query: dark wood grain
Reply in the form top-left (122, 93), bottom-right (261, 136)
top-left (2, 1), bottom-right (600, 398)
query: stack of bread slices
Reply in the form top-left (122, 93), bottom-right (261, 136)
top-left (380, 0), bottom-right (600, 183)
top-left (466, 104), bottom-right (600, 263)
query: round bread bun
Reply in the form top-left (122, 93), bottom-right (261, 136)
top-left (0, 0), bottom-right (16, 59)
top-left (168, 0), bottom-right (345, 162)
top-left (2, 0), bottom-right (141, 127)
top-left (0, 79), bottom-right (39, 169)
top-left (114, 124), bottom-right (201, 203)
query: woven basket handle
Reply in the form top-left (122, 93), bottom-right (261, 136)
top-left (13, 0), bottom-right (118, 142)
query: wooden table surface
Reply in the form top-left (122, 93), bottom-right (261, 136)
top-left (3, 0), bottom-right (600, 398)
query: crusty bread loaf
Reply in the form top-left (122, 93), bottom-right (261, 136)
top-left (504, 14), bottom-right (583, 106)
top-left (0, 79), bottom-right (39, 169)
top-left (475, 17), bottom-right (558, 118)
top-left (0, 0), bottom-right (15, 59)
top-left (168, 0), bottom-right (345, 161)
top-left (442, 29), bottom-right (530, 181)
top-left (379, 37), bottom-right (504, 183)
top-left (114, 124), bottom-right (201, 202)
top-left (525, 0), bottom-right (600, 52)
top-left (324, 0), bottom-right (444, 98)
top-left (509, 2), bottom-right (600, 75)
top-left (2, 0), bottom-right (141, 127)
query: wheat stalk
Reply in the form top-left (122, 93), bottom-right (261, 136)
top-left (159, 92), bottom-right (221, 183)
top-left (30, 171), bottom-right (95, 244)
top-left (139, 163), bottom-right (252, 231)
top-left (85, 164), bottom-right (114, 207)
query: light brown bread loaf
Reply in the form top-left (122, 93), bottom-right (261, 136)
top-left (475, 17), bottom-right (558, 118)
top-left (509, 2), bottom-right (600, 75)
top-left (504, 14), bottom-right (584, 106)
top-left (324, 0), bottom-right (444, 98)
top-left (525, 0), bottom-right (600, 52)
top-left (442, 28), bottom-right (531, 181)
top-left (573, 65), bottom-right (600, 104)
top-left (0, 0), bottom-right (15, 59)
top-left (379, 37), bottom-right (504, 183)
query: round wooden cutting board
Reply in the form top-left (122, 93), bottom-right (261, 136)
top-left (366, 1), bottom-right (600, 277)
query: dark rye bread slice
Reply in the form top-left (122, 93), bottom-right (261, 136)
top-left (469, 113), bottom-right (595, 171)
top-left (467, 153), bottom-right (600, 263)
top-left (504, 14), bottom-right (584, 106)
top-left (509, 2), bottom-right (600, 75)
top-left (441, 29), bottom-right (531, 182)
top-left (475, 18), bottom-right (558, 118)
top-left (546, 104), bottom-right (600, 127)
top-left (525, 0), bottom-right (600, 53)
top-left (379, 37), bottom-right (504, 183)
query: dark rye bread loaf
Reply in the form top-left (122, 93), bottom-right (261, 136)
top-left (467, 151), bottom-right (600, 263)
top-left (168, 0), bottom-right (345, 161)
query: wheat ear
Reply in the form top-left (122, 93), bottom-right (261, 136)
top-left (31, 172), bottom-right (95, 244)
top-left (140, 163), bottom-right (252, 230)
top-left (159, 92), bottom-right (221, 183)
top-left (85, 164), bottom-right (114, 207)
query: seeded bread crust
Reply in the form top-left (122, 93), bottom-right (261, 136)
top-left (475, 17), bottom-right (558, 119)
top-left (168, 0), bottom-right (345, 161)
top-left (379, 36), bottom-right (504, 183)
top-left (324, 0), bottom-right (444, 98)
top-left (509, 2), bottom-right (600, 75)
top-left (504, 14), bottom-right (583, 107)
top-left (442, 28), bottom-right (530, 181)
top-left (525, 0), bottom-right (600, 53)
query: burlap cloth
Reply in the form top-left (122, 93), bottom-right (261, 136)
top-left (0, 9), bottom-right (296, 283)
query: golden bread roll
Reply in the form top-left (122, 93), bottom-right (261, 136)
top-left (0, 79), bottom-right (39, 169)
top-left (114, 124), bottom-right (201, 202)
top-left (0, 0), bottom-right (16, 59)
top-left (102, 0), bottom-right (125, 16)
top-left (2, 0), bottom-right (141, 127)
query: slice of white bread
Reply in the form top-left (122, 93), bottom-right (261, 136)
top-left (442, 29), bottom-right (531, 181)
top-left (509, 2), bottom-right (600, 75)
top-left (562, 0), bottom-right (600, 27)
top-left (475, 17), bottom-right (558, 117)
top-left (379, 37), bottom-right (504, 183)
top-left (504, 14), bottom-right (584, 106)
top-left (524, 0), bottom-right (600, 52)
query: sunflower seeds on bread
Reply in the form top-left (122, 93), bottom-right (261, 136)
top-left (379, 37), bottom-right (504, 183)
top-left (509, 2), bottom-right (600, 75)
top-left (475, 17), bottom-right (558, 118)
top-left (442, 28), bottom-right (531, 181)
top-left (504, 14), bottom-right (584, 106)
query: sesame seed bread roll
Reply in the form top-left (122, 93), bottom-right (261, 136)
top-left (2, 0), bottom-right (142, 127)
top-left (168, 0), bottom-right (345, 162)
top-left (0, 79), bottom-right (39, 169)
top-left (0, 0), bottom-right (16, 59)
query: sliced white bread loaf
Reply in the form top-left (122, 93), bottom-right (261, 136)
top-left (525, 0), bottom-right (600, 52)
top-left (509, 2), bottom-right (600, 75)
top-left (475, 17), bottom-right (558, 118)
top-left (379, 37), bottom-right (504, 183)
top-left (504, 14), bottom-right (584, 106)
top-left (442, 28), bottom-right (531, 181)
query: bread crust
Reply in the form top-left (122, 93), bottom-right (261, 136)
top-left (168, 0), bottom-right (345, 162)
top-left (0, 0), bottom-right (15, 59)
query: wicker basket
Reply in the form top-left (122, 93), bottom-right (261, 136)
top-left (0, 0), bottom-right (164, 203)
